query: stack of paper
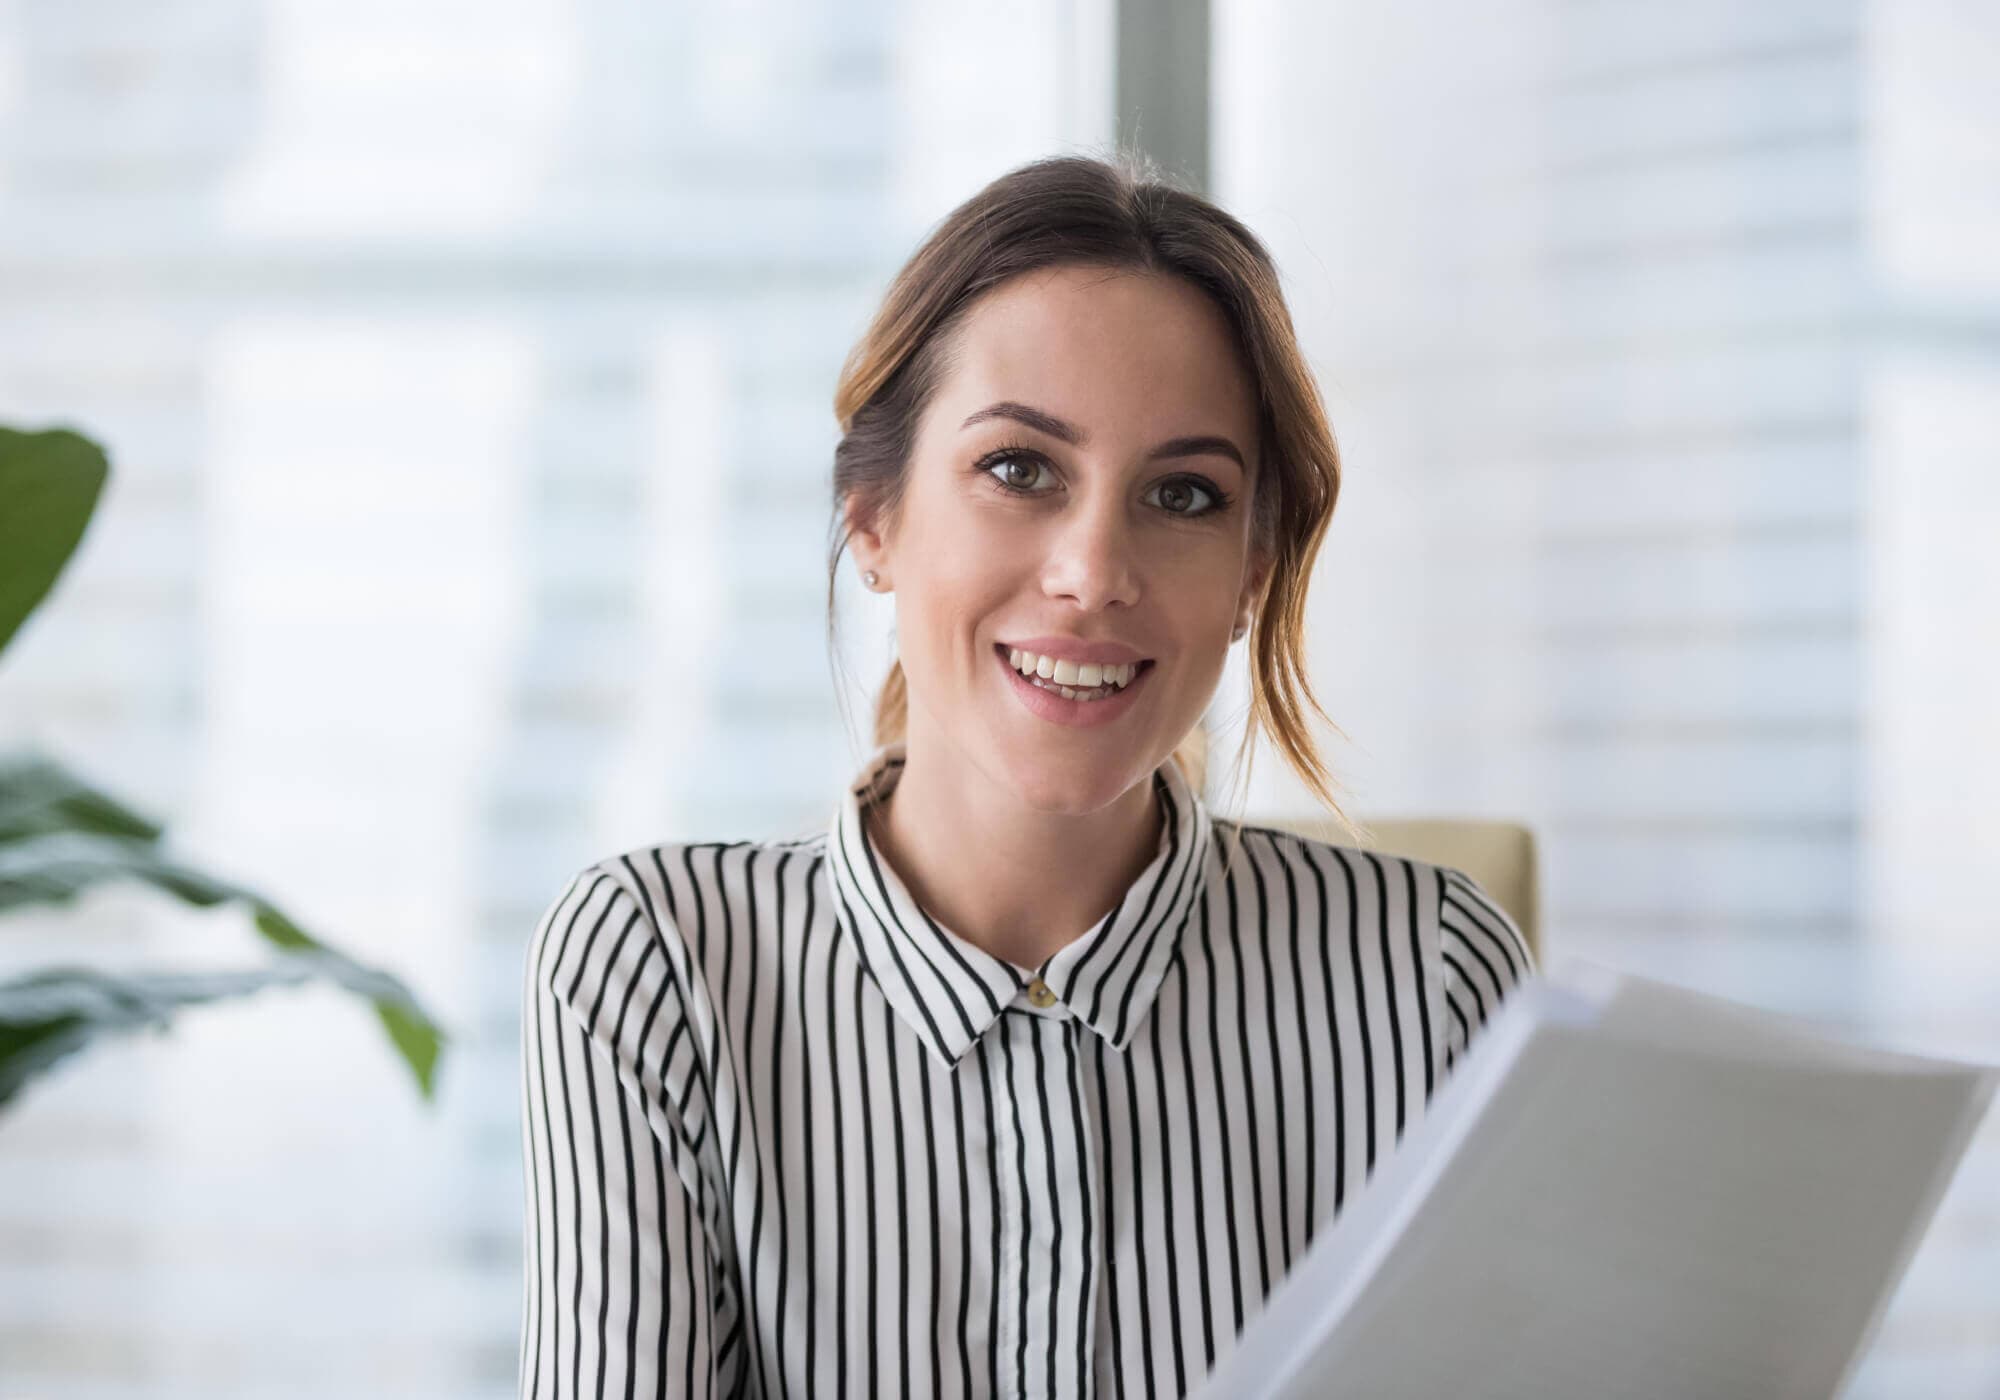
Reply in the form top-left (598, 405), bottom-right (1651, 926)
top-left (1189, 956), bottom-right (1998, 1400)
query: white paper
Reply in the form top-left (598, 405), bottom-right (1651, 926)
top-left (1187, 960), bottom-right (1999, 1400)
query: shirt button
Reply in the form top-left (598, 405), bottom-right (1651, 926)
top-left (1026, 978), bottom-right (1057, 1008)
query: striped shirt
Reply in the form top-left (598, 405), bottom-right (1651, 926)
top-left (518, 739), bottom-right (1536, 1399)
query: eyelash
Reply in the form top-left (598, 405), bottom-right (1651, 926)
top-left (971, 441), bottom-right (1236, 518)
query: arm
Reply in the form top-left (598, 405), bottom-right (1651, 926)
top-left (1437, 866), bottom-right (1538, 1074)
top-left (519, 866), bottom-right (737, 1399)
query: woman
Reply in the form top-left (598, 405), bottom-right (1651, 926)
top-left (519, 151), bottom-right (1535, 1400)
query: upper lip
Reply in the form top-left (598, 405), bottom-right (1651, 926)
top-left (998, 636), bottom-right (1151, 666)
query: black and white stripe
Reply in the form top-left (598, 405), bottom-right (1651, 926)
top-left (519, 740), bottom-right (1535, 1398)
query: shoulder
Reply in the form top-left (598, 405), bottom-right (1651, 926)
top-left (524, 843), bottom-right (830, 1161)
top-left (554, 831), bottom-right (827, 916)
top-left (592, 832), bottom-right (829, 928)
top-left (1214, 820), bottom-right (1535, 975)
top-left (529, 834), bottom-right (831, 991)
top-left (1216, 818), bottom-right (1440, 899)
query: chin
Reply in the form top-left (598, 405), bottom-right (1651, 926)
top-left (995, 742), bottom-right (1149, 816)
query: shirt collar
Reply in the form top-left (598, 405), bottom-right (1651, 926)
top-left (827, 739), bottom-right (1214, 1070)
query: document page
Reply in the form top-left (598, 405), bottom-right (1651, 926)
top-left (1189, 963), bottom-right (1998, 1400)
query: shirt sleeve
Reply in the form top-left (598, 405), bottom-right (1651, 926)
top-left (1436, 865), bottom-right (1538, 1074)
top-left (519, 864), bottom-right (740, 1400)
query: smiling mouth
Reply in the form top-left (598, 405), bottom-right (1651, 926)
top-left (993, 643), bottom-right (1155, 702)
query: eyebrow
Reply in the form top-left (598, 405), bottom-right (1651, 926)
top-left (959, 401), bottom-right (1247, 473)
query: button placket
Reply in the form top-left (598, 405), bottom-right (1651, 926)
top-left (992, 1016), bottom-right (1025, 1396)
top-left (1003, 1006), bottom-right (1097, 1397)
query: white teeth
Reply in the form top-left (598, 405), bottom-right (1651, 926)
top-left (1007, 648), bottom-right (1142, 691)
top-left (1036, 677), bottom-right (1103, 702)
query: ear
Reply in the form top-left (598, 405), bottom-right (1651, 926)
top-left (1237, 545), bottom-right (1274, 628)
top-left (843, 490), bottom-right (892, 581)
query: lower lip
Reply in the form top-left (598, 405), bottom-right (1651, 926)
top-left (995, 645), bottom-right (1155, 729)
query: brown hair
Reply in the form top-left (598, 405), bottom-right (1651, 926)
top-left (824, 148), bottom-right (1358, 851)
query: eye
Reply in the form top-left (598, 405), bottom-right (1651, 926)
top-left (1148, 477), bottom-right (1224, 517)
top-left (976, 446), bottom-right (1058, 495)
top-left (1152, 478), bottom-right (1208, 516)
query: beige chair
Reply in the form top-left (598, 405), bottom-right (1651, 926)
top-left (1261, 816), bottom-right (1542, 967)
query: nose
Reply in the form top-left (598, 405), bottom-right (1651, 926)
top-left (1039, 497), bottom-right (1142, 613)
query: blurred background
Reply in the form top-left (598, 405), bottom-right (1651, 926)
top-left (1, 0), bottom-right (1995, 1395)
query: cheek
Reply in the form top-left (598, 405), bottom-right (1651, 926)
top-left (913, 505), bottom-right (1026, 597)
top-left (1164, 555), bottom-right (1244, 632)
top-left (900, 528), bottom-right (1020, 660)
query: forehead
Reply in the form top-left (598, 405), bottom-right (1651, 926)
top-left (931, 265), bottom-right (1259, 453)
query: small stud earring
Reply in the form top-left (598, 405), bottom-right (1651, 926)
top-left (1232, 620), bottom-right (1249, 641)
top-left (863, 570), bottom-right (879, 589)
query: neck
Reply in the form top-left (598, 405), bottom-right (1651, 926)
top-left (870, 729), bottom-right (1165, 974)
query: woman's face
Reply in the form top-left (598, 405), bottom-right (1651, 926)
top-left (849, 263), bottom-right (1271, 814)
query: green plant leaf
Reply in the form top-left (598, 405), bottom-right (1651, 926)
top-left (0, 827), bottom-right (449, 1105)
top-left (0, 426), bottom-right (109, 662)
top-left (0, 962), bottom-right (374, 1111)
top-left (375, 998), bottom-right (443, 1099)
top-left (0, 750), bottom-right (164, 845)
